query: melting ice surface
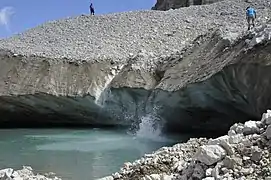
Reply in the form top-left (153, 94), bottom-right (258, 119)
top-left (0, 118), bottom-right (182, 180)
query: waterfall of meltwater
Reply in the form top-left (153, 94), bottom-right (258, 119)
top-left (135, 112), bottom-right (167, 142)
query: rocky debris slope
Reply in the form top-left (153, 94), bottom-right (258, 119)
top-left (1, 0), bottom-right (268, 63)
top-left (0, 0), bottom-right (270, 133)
top-left (99, 110), bottom-right (271, 180)
top-left (0, 166), bottom-right (61, 180)
top-left (152, 0), bottom-right (224, 11)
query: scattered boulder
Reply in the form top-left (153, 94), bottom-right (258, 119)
top-left (208, 135), bottom-right (234, 155)
top-left (222, 156), bottom-right (242, 169)
top-left (208, 135), bottom-right (229, 145)
top-left (195, 145), bottom-right (226, 165)
top-left (251, 146), bottom-right (262, 162)
top-left (191, 163), bottom-right (206, 179)
top-left (229, 123), bottom-right (244, 135)
top-left (202, 177), bottom-right (215, 180)
top-left (0, 169), bottom-right (13, 179)
top-left (97, 176), bottom-right (114, 180)
top-left (243, 121), bottom-right (260, 135)
top-left (262, 110), bottom-right (271, 125)
top-left (205, 168), bottom-right (212, 177)
top-left (228, 134), bottom-right (244, 144)
top-left (265, 125), bottom-right (271, 139)
top-left (0, 167), bottom-right (61, 180)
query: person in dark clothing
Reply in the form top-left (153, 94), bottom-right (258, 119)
top-left (90, 3), bottom-right (95, 15)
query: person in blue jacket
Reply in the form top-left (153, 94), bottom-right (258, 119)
top-left (246, 6), bottom-right (256, 30)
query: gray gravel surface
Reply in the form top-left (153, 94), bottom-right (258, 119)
top-left (0, 0), bottom-right (270, 64)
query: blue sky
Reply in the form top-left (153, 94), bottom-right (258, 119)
top-left (0, 0), bottom-right (156, 38)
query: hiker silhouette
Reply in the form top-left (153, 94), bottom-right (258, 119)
top-left (90, 3), bottom-right (95, 15)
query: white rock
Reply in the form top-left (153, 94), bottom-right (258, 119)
top-left (195, 145), bottom-right (226, 165)
top-left (16, 168), bottom-right (34, 178)
top-left (229, 134), bottom-right (244, 144)
top-left (123, 162), bottom-right (132, 169)
top-left (0, 168), bottom-right (13, 178)
top-left (205, 168), bottom-right (213, 177)
top-left (13, 177), bottom-right (23, 180)
top-left (251, 147), bottom-right (262, 162)
top-left (265, 125), bottom-right (271, 139)
top-left (36, 174), bottom-right (48, 179)
top-left (142, 176), bottom-right (152, 180)
top-left (241, 138), bottom-right (253, 147)
top-left (10, 171), bottom-right (23, 180)
top-left (240, 167), bottom-right (254, 175)
top-left (266, 110), bottom-right (271, 116)
top-left (145, 174), bottom-right (173, 180)
top-left (249, 28), bottom-right (271, 47)
top-left (245, 39), bottom-right (251, 45)
top-left (211, 163), bottom-right (221, 178)
top-left (208, 135), bottom-right (234, 155)
top-left (149, 174), bottom-right (161, 180)
top-left (0, 167), bottom-right (62, 180)
top-left (256, 121), bottom-right (264, 128)
top-left (172, 161), bottom-right (185, 171)
top-left (192, 164), bottom-right (205, 179)
top-left (262, 117), bottom-right (271, 125)
top-left (265, 117), bottom-right (271, 125)
top-left (112, 172), bottom-right (122, 179)
top-left (220, 141), bottom-right (235, 156)
top-left (243, 121), bottom-right (259, 135)
top-left (202, 178), bottom-right (215, 180)
top-left (230, 123), bottom-right (244, 134)
top-left (228, 130), bottom-right (236, 136)
top-left (152, 157), bottom-right (160, 164)
top-left (96, 176), bottom-right (114, 180)
top-left (261, 110), bottom-right (271, 124)
top-left (23, 166), bottom-right (33, 171)
top-left (11, 171), bottom-right (20, 178)
top-left (223, 156), bottom-right (242, 169)
top-left (243, 156), bottom-right (250, 161)
top-left (208, 135), bottom-right (229, 145)
top-left (161, 174), bottom-right (174, 180)
top-left (0, 173), bottom-right (12, 180)
top-left (250, 34), bottom-right (265, 46)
